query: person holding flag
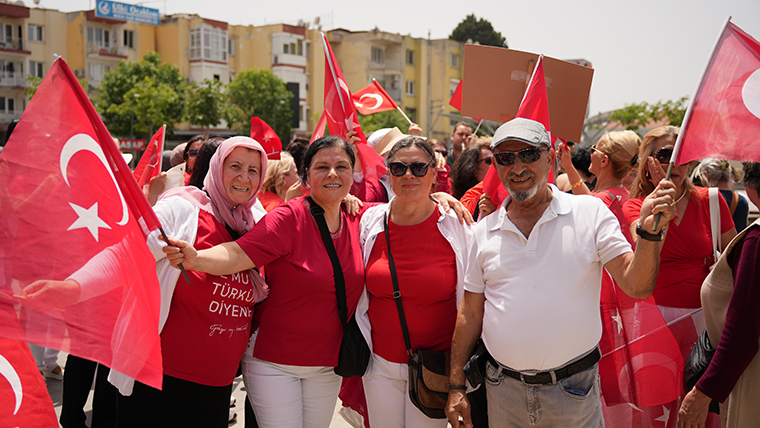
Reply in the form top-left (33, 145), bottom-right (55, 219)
top-left (445, 117), bottom-right (679, 427)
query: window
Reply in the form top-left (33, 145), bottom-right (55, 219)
top-left (228, 38), bottom-right (235, 56)
top-left (0, 23), bottom-right (20, 49)
top-left (189, 27), bottom-right (228, 62)
top-left (213, 74), bottom-right (220, 81)
top-left (283, 43), bottom-right (289, 54)
top-left (88, 62), bottom-right (111, 83)
top-left (28, 24), bottom-right (43, 42)
top-left (7, 98), bottom-right (13, 113)
top-left (123, 30), bottom-right (133, 49)
top-left (305, 41), bottom-right (310, 59)
top-left (371, 46), bottom-right (385, 64)
top-left (450, 53), bottom-right (459, 68)
top-left (405, 80), bottom-right (415, 96)
top-left (87, 27), bottom-right (110, 48)
top-left (0, 96), bottom-right (16, 114)
top-left (406, 49), bottom-right (415, 65)
top-left (297, 40), bottom-right (303, 56)
top-left (30, 61), bottom-right (44, 78)
top-left (0, 59), bottom-right (18, 77)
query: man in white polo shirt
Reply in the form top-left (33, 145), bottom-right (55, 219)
top-left (445, 118), bottom-right (678, 427)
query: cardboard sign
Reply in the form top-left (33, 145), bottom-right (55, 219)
top-left (462, 44), bottom-right (594, 143)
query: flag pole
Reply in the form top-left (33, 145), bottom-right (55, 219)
top-left (473, 119), bottom-right (484, 135)
top-left (370, 78), bottom-right (412, 125)
top-left (321, 33), bottom-right (348, 116)
top-left (652, 16), bottom-right (732, 231)
top-left (395, 106), bottom-right (413, 125)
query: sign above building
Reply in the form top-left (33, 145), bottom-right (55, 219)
top-left (95, 0), bottom-right (160, 26)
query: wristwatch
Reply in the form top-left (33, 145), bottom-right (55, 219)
top-left (636, 222), bottom-right (664, 242)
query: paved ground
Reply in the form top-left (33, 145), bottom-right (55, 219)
top-left (46, 353), bottom-right (355, 428)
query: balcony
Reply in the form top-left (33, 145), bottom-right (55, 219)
top-left (86, 44), bottom-right (126, 59)
top-left (0, 111), bottom-right (21, 123)
top-left (272, 53), bottom-right (306, 69)
top-left (0, 71), bottom-right (25, 87)
top-left (0, 38), bottom-right (30, 54)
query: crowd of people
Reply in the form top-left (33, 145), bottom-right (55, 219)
top-left (28, 115), bottom-right (759, 428)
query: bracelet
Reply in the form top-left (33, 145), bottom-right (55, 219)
top-left (571, 179), bottom-right (584, 188)
top-left (635, 222), bottom-right (664, 242)
top-left (448, 384), bottom-right (467, 390)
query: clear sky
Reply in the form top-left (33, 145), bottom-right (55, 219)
top-left (42, 0), bottom-right (760, 115)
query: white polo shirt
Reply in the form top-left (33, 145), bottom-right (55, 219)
top-left (465, 184), bottom-right (631, 371)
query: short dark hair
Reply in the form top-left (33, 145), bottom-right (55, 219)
top-left (742, 162), bottom-right (760, 192)
top-left (286, 137), bottom-right (310, 177)
top-left (188, 137), bottom-right (224, 189)
top-left (452, 121), bottom-right (472, 134)
top-left (385, 136), bottom-right (436, 166)
top-left (571, 146), bottom-right (592, 177)
top-left (300, 136), bottom-right (355, 183)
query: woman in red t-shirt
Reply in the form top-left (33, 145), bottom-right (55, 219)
top-left (258, 151), bottom-right (299, 211)
top-left (358, 136), bottom-right (470, 428)
top-left (622, 127), bottom-right (737, 422)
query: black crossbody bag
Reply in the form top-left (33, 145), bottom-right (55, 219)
top-left (307, 197), bottom-right (370, 378)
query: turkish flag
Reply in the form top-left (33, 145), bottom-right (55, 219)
top-left (251, 117), bottom-right (282, 160)
top-left (320, 33), bottom-right (386, 183)
top-left (483, 55), bottom-right (551, 207)
top-left (133, 124), bottom-right (165, 188)
top-left (0, 337), bottom-right (58, 427)
top-left (310, 110), bottom-right (328, 143)
top-left (352, 80), bottom-right (397, 115)
top-left (449, 80), bottom-right (463, 111)
top-left (675, 20), bottom-right (760, 164)
top-left (0, 58), bottom-right (163, 391)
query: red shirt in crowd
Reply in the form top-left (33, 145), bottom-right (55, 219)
top-left (365, 210), bottom-right (457, 364)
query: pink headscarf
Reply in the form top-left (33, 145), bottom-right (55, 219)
top-left (204, 136), bottom-right (267, 235)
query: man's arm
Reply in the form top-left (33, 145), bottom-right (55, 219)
top-left (446, 291), bottom-right (486, 428)
top-left (606, 179), bottom-right (677, 299)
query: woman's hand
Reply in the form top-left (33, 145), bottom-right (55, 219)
top-left (432, 192), bottom-right (474, 225)
top-left (678, 387), bottom-right (711, 428)
top-left (162, 236), bottom-right (199, 270)
top-left (557, 141), bottom-right (574, 172)
top-left (435, 151), bottom-right (447, 169)
top-left (144, 172), bottom-right (168, 206)
top-left (408, 123), bottom-right (423, 136)
top-left (640, 178), bottom-right (678, 234)
top-left (478, 192), bottom-right (497, 219)
top-left (646, 155), bottom-right (668, 184)
top-left (342, 193), bottom-right (364, 216)
top-left (19, 279), bottom-right (81, 314)
top-left (284, 181), bottom-right (304, 201)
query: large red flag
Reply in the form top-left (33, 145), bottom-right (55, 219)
top-left (483, 55), bottom-right (551, 207)
top-left (352, 80), bottom-right (397, 115)
top-left (320, 33), bottom-right (386, 182)
top-left (310, 111), bottom-right (328, 143)
top-left (449, 80), bottom-right (463, 111)
top-left (250, 117), bottom-right (282, 160)
top-left (133, 125), bottom-right (165, 188)
top-left (0, 57), bottom-right (163, 391)
top-left (675, 20), bottom-right (760, 164)
top-left (0, 337), bottom-right (58, 427)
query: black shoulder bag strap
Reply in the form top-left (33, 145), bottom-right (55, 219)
top-left (384, 213), bottom-right (413, 356)
top-left (307, 196), bottom-right (348, 327)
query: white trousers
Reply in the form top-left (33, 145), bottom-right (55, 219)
top-left (362, 353), bottom-right (448, 428)
top-left (242, 355), bottom-right (341, 428)
top-left (28, 344), bottom-right (59, 370)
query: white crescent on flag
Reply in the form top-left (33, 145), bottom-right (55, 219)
top-left (359, 93), bottom-right (383, 110)
top-left (60, 133), bottom-right (129, 241)
top-left (0, 353), bottom-right (23, 415)
top-left (742, 68), bottom-right (760, 119)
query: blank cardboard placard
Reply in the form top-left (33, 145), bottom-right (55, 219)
top-left (461, 44), bottom-right (594, 143)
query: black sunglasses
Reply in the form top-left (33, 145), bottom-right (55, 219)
top-left (388, 161), bottom-right (434, 177)
top-left (435, 149), bottom-right (448, 157)
top-left (492, 147), bottom-right (546, 166)
top-left (653, 147), bottom-right (673, 164)
top-left (187, 149), bottom-right (199, 158)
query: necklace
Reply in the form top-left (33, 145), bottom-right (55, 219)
top-left (673, 188), bottom-right (688, 205)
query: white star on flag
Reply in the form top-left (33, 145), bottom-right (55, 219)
top-left (654, 405), bottom-right (671, 425)
top-left (612, 309), bottom-right (623, 334)
top-left (67, 202), bottom-right (111, 241)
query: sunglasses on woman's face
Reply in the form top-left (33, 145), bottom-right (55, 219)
top-left (435, 149), bottom-right (448, 157)
top-left (492, 147), bottom-right (546, 166)
top-left (187, 149), bottom-right (199, 158)
top-left (388, 161), bottom-right (434, 177)
top-left (653, 147), bottom-right (674, 164)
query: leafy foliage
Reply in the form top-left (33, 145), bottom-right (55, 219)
top-left (186, 79), bottom-right (225, 129)
top-left (224, 69), bottom-right (293, 140)
top-left (96, 52), bottom-right (187, 138)
top-left (608, 96), bottom-right (689, 130)
top-left (450, 14), bottom-right (508, 48)
top-left (25, 74), bottom-right (87, 100)
top-left (358, 110), bottom-right (410, 134)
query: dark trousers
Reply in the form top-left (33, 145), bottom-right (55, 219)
top-left (468, 385), bottom-right (489, 428)
top-left (117, 374), bottom-right (233, 428)
top-left (59, 354), bottom-right (118, 428)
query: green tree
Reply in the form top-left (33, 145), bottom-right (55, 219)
top-left (608, 96), bottom-right (689, 130)
top-left (450, 14), bottom-right (508, 48)
top-left (358, 111), bottom-right (410, 134)
top-left (24, 74), bottom-right (87, 100)
top-left (96, 51), bottom-right (187, 138)
top-left (186, 78), bottom-right (226, 130)
top-left (225, 69), bottom-right (293, 140)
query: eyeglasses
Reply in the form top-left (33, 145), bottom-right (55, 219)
top-left (590, 145), bottom-right (605, 156)
top-left (388, 161), bottom-right (434, 177)
top-left (479, 157), bottom-right (492, 166)
top-left (435, 149), bottom-right (448, 158)
top-left (492, 147), bottom-right (546, 166)
top-left (653, 147), bottom-right (674, 164)
top-left (187, 149), bottom-right (199, 158)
